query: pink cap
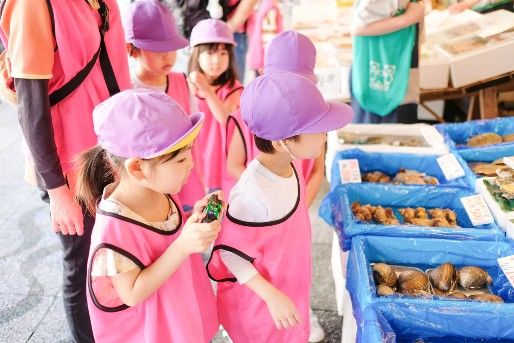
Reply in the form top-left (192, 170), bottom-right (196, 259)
top-left (190, 19), bottom-right (237, 47)
top-left (241, 72), bottom-right (353, 141)
top-left (264, 31), bottom-right (317, 83)
top-left (125, 0), bottom-right (188, 52)
top-left (93, 89), bottom-right (204, 159)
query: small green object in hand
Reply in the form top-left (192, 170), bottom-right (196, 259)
top-left (202, 194), bottom-right (223, 223)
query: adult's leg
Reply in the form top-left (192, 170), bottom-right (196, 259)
top-left (57, 208), bottom-right (95, 343)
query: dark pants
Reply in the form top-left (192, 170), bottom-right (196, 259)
top-left (57, 209), bottom-right (95, 343)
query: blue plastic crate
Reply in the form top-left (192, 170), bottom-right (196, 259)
top-left (329, 149), bottom-right (475, 191)
top-left (436, 118), bottom-right (514, 162)
top-left (348, 236), bottom-right (514, 342)
top-left (319, 184), bottom-right (505, 251)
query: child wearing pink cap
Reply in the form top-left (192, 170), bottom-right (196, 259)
top-left (207, 72), bottom-right (353, 343)
top-left (124, 0), bottom-right (205, 214)
top-left (188, 18), bottom-right (244, 193)
top-left (76, 89), bottom-right (221, 342)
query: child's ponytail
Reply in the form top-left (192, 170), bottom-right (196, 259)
top-left (75, 145), bottom-right (116, 215)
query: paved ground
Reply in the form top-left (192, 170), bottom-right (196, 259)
top-left (0, 102), bottom-right (343, 343)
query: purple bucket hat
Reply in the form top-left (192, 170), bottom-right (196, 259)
top-left (264, 31), bottom-right (317, 84)
top-left (189, 19), bottom-right (237, 47)
top-left (93, 89), bottom-right (204, 159)
top-left (241, 72), bottom-right (353, 141)
top-left (125, 0), bottom-right (189, 52)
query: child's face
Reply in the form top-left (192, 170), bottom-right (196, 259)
top-left (142, 145), bottom-right (194, 195)
top-left (136, 49), bottom-right (177, 76)
top-left (198, 44), bottom-right (230, 80)
top-left (285, 133), bottom-right (327, 160)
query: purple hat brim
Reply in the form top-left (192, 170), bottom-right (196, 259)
top-left (145, 112), bottom-right (205, 159)
top-left (191, 37), bottom-right (237, 47)
top-left (131, 35), bottom-right (189, 52)
top-left (300, 101), bottom-right (354, 135)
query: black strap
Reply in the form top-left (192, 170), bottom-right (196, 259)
top-left (49, 0), bottom-right (119, 105)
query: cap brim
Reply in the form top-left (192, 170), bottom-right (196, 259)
top-left (146, 112), bottom-right (205, 159)
top-left (191, 38), bottom-right (237, 47)
top-left (132, 35), bottom-right (189, 52)
top-left (301, 101), bottom-right (353, 135)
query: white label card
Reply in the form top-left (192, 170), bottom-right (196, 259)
top-left (437, 154), bottom-right (466, 181)
top-left (460, 195), bottom-right (495, 226)
top-left (339, 159), bottom-right (362, 184)
top-left (498, 255), bottom-right (514, 288)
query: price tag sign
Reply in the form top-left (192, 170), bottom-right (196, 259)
top-left (503, 156), bottom-right (514, 169)
top-left (498, 255), bottom-right (514, 288)
top-left (338, 159), bottom-right (361, 184)
top-left (437, 153), bottom-right (466, 181)
top-left (460, 195), bottom-right (494, 226)
top-left (316, 67), bottom-right (343, 98)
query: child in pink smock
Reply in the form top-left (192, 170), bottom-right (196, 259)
top-left (76, 89), bottom-right (221, 343)
top-left (188, 18), bottom-right (243, 193)
top-left (207, 72), bottom-right (353, 343)
top-left (124, 0), bottom-right (205, 213)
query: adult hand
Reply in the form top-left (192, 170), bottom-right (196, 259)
top-left (448, 1), bottom-right (470, 13)
top-left (48, 185), bottom-right (84, 235)
top-left (406, 0), bottom-right (425, 22)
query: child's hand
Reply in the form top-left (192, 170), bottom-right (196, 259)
top-left (192, 191), bottom-right (225, 217)
top-left (189, 71), bottom-right (211, 93)
top-left (176, 211), bottom-right (221, 255)
top-left (265, 289), bottom-right (301, 330)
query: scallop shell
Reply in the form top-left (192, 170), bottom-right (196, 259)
top-left (399, 270), bottom-right (430, 293)
top-left (428, 263), bottom-right (457, 293)
top-left (457, 266), bottom-right (493, 289)
top-left (376, 284), bottom-right (395, 296)
top-left (372, 263), bottom-right (397, 288)
top-left (469, 294), bottom-right (504, 303)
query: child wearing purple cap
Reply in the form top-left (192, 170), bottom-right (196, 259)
top-left (207, 72), bottom-right (353, 343)
top-left (223, 31), bottom-right (327, 342)
top-left (76, 89), bottom-right (221, 342)
top-left (188, 18), bottom-right (243, 193)
top-left (124, 0), bottom-right (206, 214)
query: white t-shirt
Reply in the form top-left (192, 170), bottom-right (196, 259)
top-left (220, 159), bottom-right (299, 284)
top-left (353, 0), bottom-right (410, 28)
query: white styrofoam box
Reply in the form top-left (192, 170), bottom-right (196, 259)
top-left (419, 59), bottom-right (450, 89)
top-left (325, 124), bottom-right (449, 182)
top-left (506, 219), bottom-right (514, 240)
top-left (424, 9), bottom-right (482, 41)
top-left (476, 177), bottom-right (514, 232)
top-left (446, 37), bottom-right (514, 88)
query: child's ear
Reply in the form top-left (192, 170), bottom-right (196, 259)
top-left (271, 140), bottom-right (285, 152)
top-left (124, 158), bottom-right (146, 181)
top-left (126, 43), bottom-right (138, 58)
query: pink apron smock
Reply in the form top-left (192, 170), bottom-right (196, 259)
top-left (208, 165), bottom-right (312, 343)
top-left (47, 0), bottom-right (130, 175)
top-left (87, 196), bottom-right (219, 342)
top-left (195, 81), bottom-right (243, 191)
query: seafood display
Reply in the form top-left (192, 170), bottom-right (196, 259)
top-left (399, 207), bottom-right (458, 228)
top-left (483, 165), bottom-right (514, 212)
top-left (352, 202), bottom-right (459, 228)
top-left (362, 169), bottom-right (439, 185)
top-left (466, 132), bottom-right (514, 147)
top-left (470, 158), bottom-right (506, 177)
top-left (338, 132), bottom-right (428, 147)
top-left (372, 262), bottom-right (502, 303)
